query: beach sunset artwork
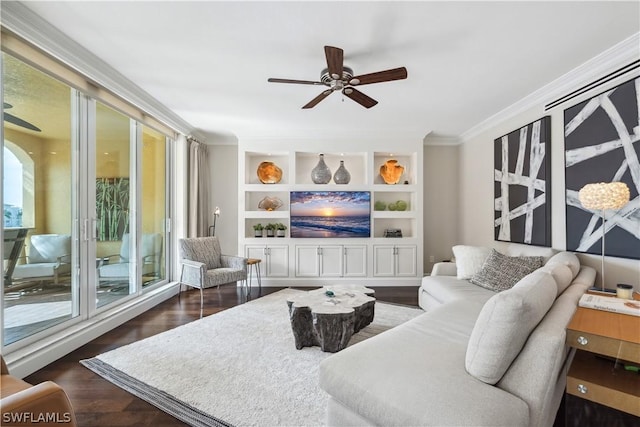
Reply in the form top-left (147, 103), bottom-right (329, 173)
top-left (290, 191), bottom-right (371, 238)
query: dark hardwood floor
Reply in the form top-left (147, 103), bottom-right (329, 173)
top-left (24, 285), bottom-right (419, 426)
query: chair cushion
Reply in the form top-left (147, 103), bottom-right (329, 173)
top-left (120, 233), bottom-right (162, 261)
top-left (452, 245), bottom-right (492, 279)
top-left (179, 237), bottom-right (222, 270)
top-left (28, 235), bottom-right (71, 264)
top-left (13, 262), bottom-right (71, 279)
top-left (203, 268), bottom-right (246, 288)
top-left (470, 249), bottom-right (544, 292)
top-left (465, 270), bottom-right (557, 384)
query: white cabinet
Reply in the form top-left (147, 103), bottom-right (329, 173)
top-left (295, 245), bottom-right (366, 278)
top-left (343, 245), bottom-right (367, 277)
top-left (373, 245), bottom-right (417, 277)
top-left (245, 244), bottom-right (289, 277)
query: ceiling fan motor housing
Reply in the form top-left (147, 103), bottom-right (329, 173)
top-left (321, 66), bottom-right (354, 90)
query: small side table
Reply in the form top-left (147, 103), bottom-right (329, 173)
top-left (246, 258), bottom-right (262, 294)
top-left (565, 293), bottom-right (640, 425)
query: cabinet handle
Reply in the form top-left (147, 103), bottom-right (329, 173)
top-left (577, 384), bottom-right (588, 394)
top-left (577, 336), bottom-right (588, 346)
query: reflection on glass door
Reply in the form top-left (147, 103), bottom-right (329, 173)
top-left (141, 126), bottom-right (166, 288)
top-left (2, 52), bottom-right (79, 345)
top-left (94, 103), bottom-right (134, 308)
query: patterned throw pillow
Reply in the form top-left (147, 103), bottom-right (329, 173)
top-left (470, 249), bottom-right (544, 292)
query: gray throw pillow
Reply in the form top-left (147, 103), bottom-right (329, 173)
top-left (470, 249), bottom-right (544, 292)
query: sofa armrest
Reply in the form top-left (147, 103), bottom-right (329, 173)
top-left (1, 381), bottom-right (77, 426)
top-left (431, 262), bottom-right (457, 277)
top-left (220, 255), bottom-right (248, 270)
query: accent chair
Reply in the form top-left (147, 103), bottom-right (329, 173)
top-left (11, 234), bottom-right (72, 287)
top-left (178, 236), bottom-right (248, 311)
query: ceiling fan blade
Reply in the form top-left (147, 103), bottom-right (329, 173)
top-left (350, 67), bottom-right (407, 86)
top-left (302, 90), bottom-right (333, 109)
top-left (3, 112), bottom-right (41, 132)
top-left (324, 46), bottom-right (344, 80)
top-left (268, 78), bottom-right (325, 85)
top-left (342, 88), bottom-right (378, 109)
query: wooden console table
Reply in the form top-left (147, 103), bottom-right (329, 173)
top-left (565, 295), bottom-right (640, 425)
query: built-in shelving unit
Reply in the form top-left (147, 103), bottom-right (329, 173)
top-left (238, 139), bottom-right (423, 286)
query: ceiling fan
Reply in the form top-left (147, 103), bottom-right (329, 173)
top-left (268, 46), bottom-right (407, 109)
top-left (3, 102), bottom-right (41, 132)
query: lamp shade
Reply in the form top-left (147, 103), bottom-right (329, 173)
top-left (578, 182), bottom-right (630, 210)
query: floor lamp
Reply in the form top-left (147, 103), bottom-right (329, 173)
top-left (578, 182), bottom-right (630, 293)
top-left (208, 206), bottom-right (220, 237)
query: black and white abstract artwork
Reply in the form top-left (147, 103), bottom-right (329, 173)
top-left (564, 77), bottom-right (640, 260)
top-left (494, 116), bottom-right (551, 246)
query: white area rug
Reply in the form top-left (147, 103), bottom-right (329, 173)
top-left (81, 288), bottom-right (422, 427)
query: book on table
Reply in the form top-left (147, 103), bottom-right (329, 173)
top-left (579, 294), bottom-right (640, 317)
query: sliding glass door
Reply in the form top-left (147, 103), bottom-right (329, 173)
top-left (94, 102), bottom-right (135, 308)
top-left (2, 51), bottom-right (172, 349)
top-left (2, 52), bottom-right (80, 345)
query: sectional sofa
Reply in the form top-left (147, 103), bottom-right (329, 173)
top-left (319, 245), bottom-right (596, 426)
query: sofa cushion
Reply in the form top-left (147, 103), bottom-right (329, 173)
top-left (545, 251), bottom-right (580, 278)
top-left (420, 276), bottom-right (495, 306)
top-left (470, 249), bottom-right (544, 292)
top-left (504, 244), bottom-right (556, 261)
top-left (452, 245), bottom-right (492, 279)
top-left (541, 262), bottom-right (574, 296)
top-left (319, 300), bottom-right (529, 426)
top-left (465, 270), bottom-right (557, 384)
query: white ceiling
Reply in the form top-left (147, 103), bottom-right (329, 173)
top-left (19, 1), bottom-right (640, 143)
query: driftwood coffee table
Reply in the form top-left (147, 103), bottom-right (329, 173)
top-left (286, 285), bottom-right (375, 353)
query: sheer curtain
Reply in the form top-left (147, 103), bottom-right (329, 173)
top-left (187, 137), bottom-right (211, 237)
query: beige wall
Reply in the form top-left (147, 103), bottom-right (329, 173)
top-left (5, 128), bottom-right (70, 235)
top-left (423, 144), bottom-right (459, 272)
top-left (209, 144), bottom-right (239, 255)
top-left (459, 76), bottom-right (640, 291)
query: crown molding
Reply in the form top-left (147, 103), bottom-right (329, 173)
top-left (1, 2), bottom-right (205, 141)
top-left (460, 32), bottom-right (640, 142)
top-left (423, 134), bottom-right (462, 146)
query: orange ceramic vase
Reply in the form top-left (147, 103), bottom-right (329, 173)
top-left (380, 160), bottom-right (404, 184)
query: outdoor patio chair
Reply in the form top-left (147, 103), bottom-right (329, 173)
top-left (178, 236), bottom-right (248, 311)
top-left (11, 234), bottom-right (71, 287)
top-left (97, 232), bottom-right (163, 286)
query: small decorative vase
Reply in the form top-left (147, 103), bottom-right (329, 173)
top-left (380, 159), bottom-right (405, 184)
top-left (333, 160), bottom-right (351, 184)
top-left (311, 153), bottom-right (332, 184)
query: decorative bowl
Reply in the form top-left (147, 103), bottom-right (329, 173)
top-left (258, 196), bottom-right (283, 211)
top-left (257, 161), bottom-right (283, 184)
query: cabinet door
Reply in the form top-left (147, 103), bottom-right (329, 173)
top-left (245, 245), bottom-right (267, 277)
top-left (266, 245), bottom-right (289, 277)
top-left (295, 246), bottom-right (319, 277)
top-left (319, 245), bottom-right (343, 277)
top-left (373, 245), bottom-right (396, 277)
top-left (395, 245), bottom-right (417, 276)
top-left (343, 245), bottom-right (367, 277)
